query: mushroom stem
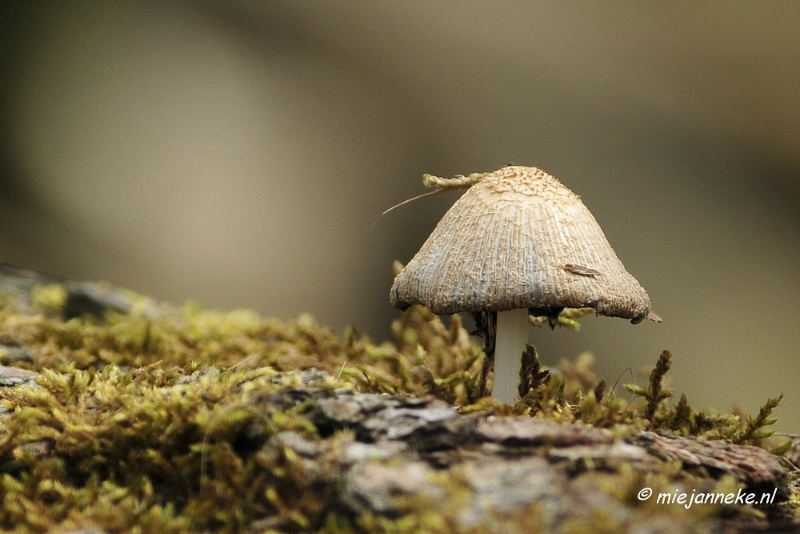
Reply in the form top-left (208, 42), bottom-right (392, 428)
top-left (491, 308), bottom-right (529, 404)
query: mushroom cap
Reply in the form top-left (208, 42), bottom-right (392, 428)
top-left (390, 166), bottom-right (660, 324)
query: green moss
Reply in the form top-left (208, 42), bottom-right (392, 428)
top-left (0, 280), bottom-right (796, 532)
top-left (30, 284), bottom-right (67, 313)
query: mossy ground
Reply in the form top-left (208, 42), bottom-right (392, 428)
top-left (0, 280), bottom-right (796, 533)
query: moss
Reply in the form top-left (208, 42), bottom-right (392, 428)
top-left (30, 284), bottom-right (68, 313)
top-left (0, 278), bottom-right (797, 533)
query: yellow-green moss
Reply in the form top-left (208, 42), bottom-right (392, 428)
top-left (0, 281), bottom-right (796, 533)
top-left (30, 284), bottom-right (68, 313)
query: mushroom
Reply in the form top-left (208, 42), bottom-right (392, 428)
top-left (390, 165), bottom-right (660, 405)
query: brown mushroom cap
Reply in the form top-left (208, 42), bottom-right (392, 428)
top-left (390, 166), bottom-right (660, 324)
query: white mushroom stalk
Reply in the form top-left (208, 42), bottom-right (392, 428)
top-left (492, 308), bottom-right (530, 404)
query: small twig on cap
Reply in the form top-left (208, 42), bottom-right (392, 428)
top-left (378, 172), bottom-right (488, 220)
top-left (422, 172), bottom-right (487, 190)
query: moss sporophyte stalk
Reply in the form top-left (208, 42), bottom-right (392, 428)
top-left (0, 264), bottom-right (795, 533)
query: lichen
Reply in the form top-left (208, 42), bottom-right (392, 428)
top-left (0, 275), bottom-right (796, 533)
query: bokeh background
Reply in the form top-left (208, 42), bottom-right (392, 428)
top-left (1, 2), bottom-right (799, 429)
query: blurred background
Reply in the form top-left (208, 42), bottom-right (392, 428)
top-left (1, 2), bottom-right (799, 429)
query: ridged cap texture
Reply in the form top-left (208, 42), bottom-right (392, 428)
top-left (390, 166), bottom-right (660, 324)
